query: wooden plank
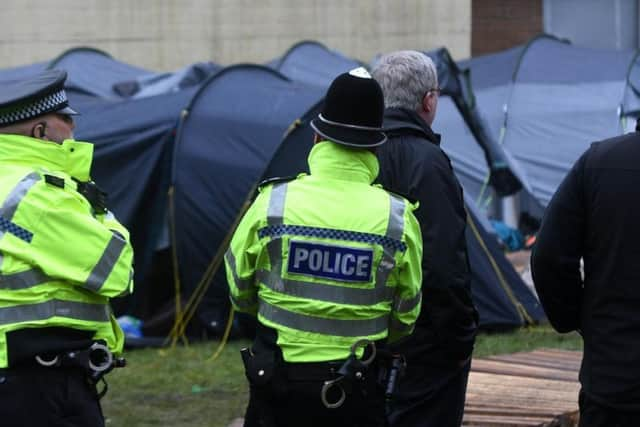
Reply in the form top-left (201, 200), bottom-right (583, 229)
top-left (463, 413), bottom-right (551, 426)
top-left (467, 373), bottom-right (580, 394)
top-left (464, 405), bottom-right (567, 417)
top-left (486, 354), bottom-right (581, 371)
top-left (471, 359), bottom-right (579, 382)
top-left (463, 350), bottom-right (582, 426)
top-left (463, 412), bottom-right (578, 427)
top-left (466, 384), bottom-right (578, 408)
top-left (465, 402), bottom-right (568, 413)
top-left (532, 349), bottom-right (583, 360)
top-left (465, 396), bottom-right (576, 413)
top-left (473, 357), bottom-right (579, 374)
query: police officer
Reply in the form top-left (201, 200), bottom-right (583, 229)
top-left (0, 70), bottom-right (134, 427)
top-left (225, 68), bottom-right (423, 427)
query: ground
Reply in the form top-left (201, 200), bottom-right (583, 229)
top-left (100, 325), bottom-right (582, 427)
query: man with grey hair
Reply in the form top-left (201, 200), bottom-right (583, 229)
top-left (372, 50), bottom-right (478, 427)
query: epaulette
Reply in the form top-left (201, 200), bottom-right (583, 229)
top-left (44, 174), bottom-right (66, 189)
top-left (258, 175), bottom-right (298, 189)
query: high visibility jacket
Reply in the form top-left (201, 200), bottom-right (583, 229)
top-left (225, 142), bottom-right (422, 362)
top-left (0, 134), bottom-right (134, 368)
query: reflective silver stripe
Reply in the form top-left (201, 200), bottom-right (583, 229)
top-left (389, 316), bottom-right (414, 335)
top-left (229, 293), bottom-right (258, 311)
top-left (267, 183), bottom-right (287, 226)
top-left (224, 250), bottom-right (253, 292)
top-left (375, 248), bottom-right (396, 292)
top-left (257, 270), bottom-right (395, 305)
top-left (393, 291), bottom-right (422, 313)
top-left (0, 268), bottom-right (53, 290)
top-left (259, 300), bottom-right (389, 337)
top-left (318, 113), bottom-right (384, 131)
top-left (264, 183), bottom-right (286, 284)
top-left (1, 172), bottom-right (41, 222)
top-left (0, 299), bottom-right (110, 326)
top-left (84, 233), bottom-right (126, 292)
top-left (0, 174), bottom-right (53, 289)
top-left (373, 194), bottom-right (406, 287)
top-left (266, 240), bottom-right (283, 288)
top-left (260, 185), bottom-right (408, 305)
top-left (119, 269), bottom-right (134, 296)
top-left (386, 194), bottom-right (406, 241)
top-left (0, 173), bottom-right (41, 267)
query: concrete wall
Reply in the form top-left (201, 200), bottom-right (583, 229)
top-left (544, 0), bottom-right (638, 50)
top-left (0, 0), bottom-right (470, 71)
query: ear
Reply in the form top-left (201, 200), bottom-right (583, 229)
top-left (421, 93), bottom-right (433, 114)
top-left (30, 122), bottom-right (46, 139)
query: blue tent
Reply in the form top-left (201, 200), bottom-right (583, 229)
top-left (64, 44), bottom-right (543, 332)
top-left (451, 35), bottom-right (640, 218)
top-left (73, 88), bottom-right (196, 316)
top-left (424, 48), bottom-right (526, 199)
top-left (171, 65), bottom-right (324, 331)
top-left (0, 42), bottom-right (555, 335)
top-left (0, 61), bottom-right (47, 83)
top-left (269, 40), bottom-right (362, 88)
top-left (49, 47), bottom-right (153, 98)
top-left (260, 103), bottom-right (544, 329)
top-left (115, 62), bottom-right (221, 99)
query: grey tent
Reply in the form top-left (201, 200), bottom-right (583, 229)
top-left (261, 102), bottom-right (544, 328)
top-left (0, 42), bottom-right (549, 336)
top-left (450, 35), bottom-right (640, 219)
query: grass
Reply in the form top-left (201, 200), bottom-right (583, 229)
top-left (102, 339), bottom-right (251, 427)
top-left (101, 325), bottom-right (582, 427)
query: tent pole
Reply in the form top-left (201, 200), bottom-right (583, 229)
top-left (501, 193), bottom-right (520, 229)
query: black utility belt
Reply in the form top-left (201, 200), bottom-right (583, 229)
top-left (242, 339), bottom-right (381, 409)
top-left (283, 360), bottom-right (345, 381)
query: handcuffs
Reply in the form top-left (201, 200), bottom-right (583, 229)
top-left (35, 342), bottom-right (126, 398)
top-left (320, 339), bottom-right (377, 409)
top-left (35, 342), bottom-right (115, 373)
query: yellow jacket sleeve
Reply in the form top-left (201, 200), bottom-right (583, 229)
top-left (388, 202), bottom-right (423, 342)
top-left (12, 182), bottom-right (134, 298)
top-left (224, 191), bottom-right (268, 316)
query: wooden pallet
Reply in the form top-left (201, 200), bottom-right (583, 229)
top-left (463, 349), bottom-right (582, 426)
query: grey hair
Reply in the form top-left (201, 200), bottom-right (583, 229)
top-left (371, 50), bottom-right (438, 111)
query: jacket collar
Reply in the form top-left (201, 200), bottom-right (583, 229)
top-left (0, 134), bottom-right (94, 181)
top-left (308, 141), bottom-right (379, 184)
top-left (383, 107), bottom-right (441, 145)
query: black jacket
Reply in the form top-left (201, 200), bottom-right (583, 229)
top-left (376, 108), bottom-right (478, 365)
top-left (532, 131), bottom-right (640, 410)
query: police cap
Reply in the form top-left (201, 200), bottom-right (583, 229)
top-left (0, 69), bottom-right (78, 126)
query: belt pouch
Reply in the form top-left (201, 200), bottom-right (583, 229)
top-left (241, 347), bottom-right (275, 386)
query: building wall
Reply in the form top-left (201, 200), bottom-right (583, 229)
top-left (472, 0), bottom-right (543, 56)
top-left (544, 0), bottom-right (638, 50)
top-left (0, 0), bottom-right (470, 71)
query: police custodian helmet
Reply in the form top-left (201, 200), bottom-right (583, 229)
top-left (0, 69), bottom-right (78, 126)
top-left (311, 67), bottom-right (387, 147)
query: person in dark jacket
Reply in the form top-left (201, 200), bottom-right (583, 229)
top-left (531, 125), bottom-right (640, 427)
top-left (372, 50), bottom-right (478, 427)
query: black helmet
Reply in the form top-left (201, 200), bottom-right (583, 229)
top-left (311, 67), bottom-right (386, 147)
